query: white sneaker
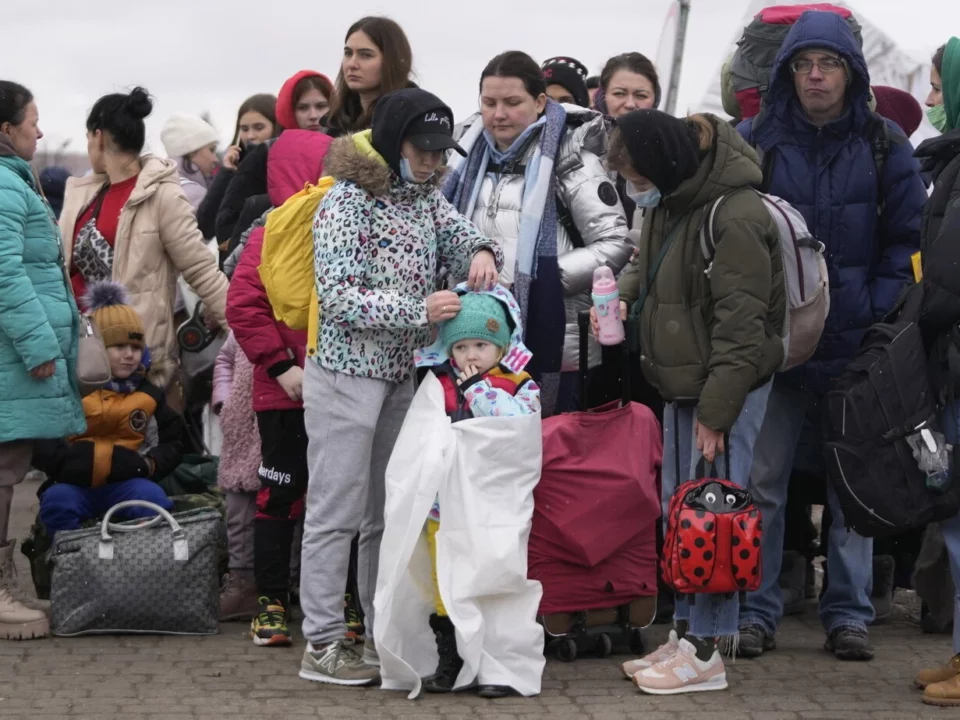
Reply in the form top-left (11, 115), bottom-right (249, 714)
top-left (633, 638), bottom-right (728, 695)
top-left (622, 629), bottom-right (680, 678)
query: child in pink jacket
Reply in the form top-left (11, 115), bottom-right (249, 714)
top-left (212, 331), bottom-right (261, 620)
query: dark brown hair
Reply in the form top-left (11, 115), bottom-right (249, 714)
top-left (600, 53), bottom-right (661, 107)
top-left (230, 94), bottom-right (278, 146)
top-left (294, 75), bottom-right (335, 108)
top-left (480, 51), bottom-right (546, 99)
top-left (326, 16), bottom-right (413, 133)
top-left (934, 44), bottom-right (946, 75)
top-left (0, 81), bottom-right (33, 127)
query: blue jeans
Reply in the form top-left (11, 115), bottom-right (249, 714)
top-left (662, 378), bottom-right (772, 638)
top-left (39, 478), bottom-right (173, 538)
top-left (937, 400), bottom-right (960, 654)
top-left (739, 378), bottom-right (874, 636)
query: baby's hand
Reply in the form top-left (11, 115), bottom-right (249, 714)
top-left (456, 364), bottom-right (480, 386)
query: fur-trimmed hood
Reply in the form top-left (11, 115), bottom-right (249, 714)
top-left (323, 130), bottom-right (445, 197)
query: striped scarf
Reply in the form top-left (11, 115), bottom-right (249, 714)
top-left (442, 101), bottom-right (568, 413)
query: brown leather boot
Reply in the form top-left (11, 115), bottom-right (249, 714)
top-left (0, 541), bottom-right (48, 641)
top-left (219, 570), bottom-right (259, 621)
top-left (916, 654), bottom-right (960, 690)
top-left (924, 672), bottom-right (960, 706)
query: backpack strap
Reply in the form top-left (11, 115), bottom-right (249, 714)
top-left (557, 194), bottom-right (585, 249)
top-left (866, 113), bottom-right (892, 220)
top-left (698, 193), bottom-right (736, 268)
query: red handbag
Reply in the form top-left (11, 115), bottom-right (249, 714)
top-left (661, 458), bottom-right (762, 597)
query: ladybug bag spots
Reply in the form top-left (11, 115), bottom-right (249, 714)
top-left (661, 459), bottom-right (762, 596)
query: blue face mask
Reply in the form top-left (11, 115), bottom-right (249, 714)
top-left (399, 157), bottom-right (432, 184)
top-left (627, 182), bottom-right (662, 208)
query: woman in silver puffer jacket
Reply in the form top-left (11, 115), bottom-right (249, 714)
top-left (444, 51), bottom-right (631, 414)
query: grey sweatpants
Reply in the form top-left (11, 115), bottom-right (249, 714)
top-left (300, 360), bottom-right (414, 646)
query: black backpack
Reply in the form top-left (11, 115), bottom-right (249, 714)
top-left (824, 307), bottom-right (960, 537)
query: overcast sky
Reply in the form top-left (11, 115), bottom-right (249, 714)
top-left (7, 0), bottom-right (956, 159)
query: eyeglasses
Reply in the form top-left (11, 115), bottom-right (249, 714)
top-left (790, 57), bottom-right (844, 75)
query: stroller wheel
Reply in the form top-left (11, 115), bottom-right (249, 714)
top-left (556, 637), bottom-right (578, 662)
top-left (629, 628), bottom-right (645, 655)
top-left (596, 633), bottom-right (614, 658)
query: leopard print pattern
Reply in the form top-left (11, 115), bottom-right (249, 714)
top-left (73, 217), bottom-right (114, 284)
top-left (312, 178), bottom-right (498, 382)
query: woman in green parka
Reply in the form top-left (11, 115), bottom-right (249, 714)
top-left (597, 109), bottom-right (785, 695)
top-left (0, 81), bottom-right (85, 641)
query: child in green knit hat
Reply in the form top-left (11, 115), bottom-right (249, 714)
top-left (412, 287), bottom-right (541, 695)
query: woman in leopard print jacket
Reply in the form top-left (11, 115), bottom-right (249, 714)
top-left (297, 88), bottom-right (502, 683)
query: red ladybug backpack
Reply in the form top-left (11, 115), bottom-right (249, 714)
top-left (661, 457), bottom-right (762, 598)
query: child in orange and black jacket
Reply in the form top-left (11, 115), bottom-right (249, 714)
top-left (35, 282), bottom-right (183, 537)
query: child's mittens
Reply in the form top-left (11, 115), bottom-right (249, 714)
top-left (108, 446), bottom-right (152, 483)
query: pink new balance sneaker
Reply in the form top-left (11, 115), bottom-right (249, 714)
top-left (621, 629), bottom-right (680, 678)
top-left (633, 638), bottom-right (728, 695)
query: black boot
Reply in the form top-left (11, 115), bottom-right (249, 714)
top-left (423, 614), bottom-right (463, 693)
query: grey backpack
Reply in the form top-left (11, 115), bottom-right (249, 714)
top-left (700, 191), bottom-right (829, 371)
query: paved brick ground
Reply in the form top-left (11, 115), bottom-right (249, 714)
top-left (3, 476), bottom-right (955, 719)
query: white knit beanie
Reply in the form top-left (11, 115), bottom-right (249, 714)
top-left (160, 114), bottom-right (219, 158)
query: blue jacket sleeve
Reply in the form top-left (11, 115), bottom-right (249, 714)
top-left (463, 378), bottom-right (541, 417)
top-left (870, 127), bottom-right (925, 320)
top-left (0, 177), bottom-right (63, 371)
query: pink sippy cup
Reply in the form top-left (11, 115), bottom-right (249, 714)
top-left (592, 266), bottom-right (625, 345)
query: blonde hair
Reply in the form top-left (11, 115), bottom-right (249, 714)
top-left (686, 113), bottom-right (715, 152)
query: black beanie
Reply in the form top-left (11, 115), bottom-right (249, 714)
top-left (614, 109), bottom-right (701, 197)
top-left (541, 57), bottom-right (590, 108)
top-left (371, 88), bottom-right (457, 178)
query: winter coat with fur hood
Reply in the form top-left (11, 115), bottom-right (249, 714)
top-left (313, 131), bottom-right (502, 383)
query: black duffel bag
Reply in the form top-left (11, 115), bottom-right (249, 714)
top-left (824, 298), bottom-right (960, 537)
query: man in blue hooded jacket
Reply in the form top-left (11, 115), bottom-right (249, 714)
top-left (736, 11), bottom-right (927, 661)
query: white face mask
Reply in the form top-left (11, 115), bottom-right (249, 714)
top-left (626, 181), bottom-right (661, 208)
top-left (399, 156), bottom-right (432, 184)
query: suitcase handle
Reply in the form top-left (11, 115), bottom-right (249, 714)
top-left (98, 501), bottom-right (188, 562)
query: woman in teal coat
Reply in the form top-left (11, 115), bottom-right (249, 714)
top-left (0, 81), bottom-right (85, 640)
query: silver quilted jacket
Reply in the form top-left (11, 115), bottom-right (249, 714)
top-left (455, 106), bottom-right (631, 370)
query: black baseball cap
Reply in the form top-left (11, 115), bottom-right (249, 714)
top-left (405, 110), bottom-right (466, 156)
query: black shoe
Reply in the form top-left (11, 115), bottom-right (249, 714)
top-left (870, 555), bottom-right (895, 624)
top-left (422, 614), bottom-right (464, 693)
top-left (737, 625), bottom-right (776, 658)
top-left (921, 602), bottom-right (955, 635)
top-left (779, 551), bottom-right (807, 616)
top-left (478, 685), bottom-right (513, 699)
top-left (824, 627), bottom-right (874, 661)
top-left (804, 559), bottom-right (817, 599)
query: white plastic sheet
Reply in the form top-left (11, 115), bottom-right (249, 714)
top-left (374, 373), bottom-right (545, 698)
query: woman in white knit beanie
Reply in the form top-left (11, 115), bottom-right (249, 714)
top-left (161, 114), bottom-right (220, 210)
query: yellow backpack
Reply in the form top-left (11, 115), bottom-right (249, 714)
top-left (257, 176), bottom-right (335, 356)
top-left (257, 131), bottom-right (387, 357)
